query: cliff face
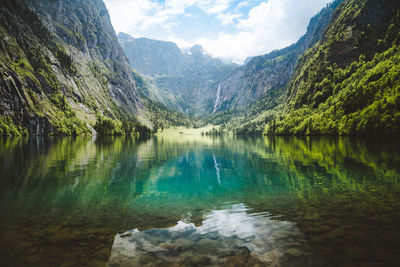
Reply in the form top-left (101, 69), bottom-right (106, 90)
top-left (213, 0), bottom-right (343, 113)
top-left (0, 0), bottom-right (142, 135)
top-left (119, 33), bottom-right (238, 116)
top-left (118, 33), bottom-right (188, 77)
top-left (266, 0), bottom-right (400, 135)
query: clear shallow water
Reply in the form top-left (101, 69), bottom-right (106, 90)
top-left (0, 135), bottom-right (400, 266)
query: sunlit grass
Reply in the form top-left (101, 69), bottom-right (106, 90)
top-left (155, 125), bottom-right (220, 136)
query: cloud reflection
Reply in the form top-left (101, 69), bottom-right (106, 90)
top-left (108, 204), bottom-right (306, 266)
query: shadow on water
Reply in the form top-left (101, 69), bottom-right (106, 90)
top-left (0, 135), bottom-right (399, 266)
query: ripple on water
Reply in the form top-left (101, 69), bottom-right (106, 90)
top-left (108, 203), bottom-right (308, 266)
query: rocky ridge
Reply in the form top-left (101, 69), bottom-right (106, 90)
top-left (212, 0), bottom-right (343, 113)
top-left (0, 0), bottom-right (143, 135)
top-left (118, 33), bottom-right (238, 116)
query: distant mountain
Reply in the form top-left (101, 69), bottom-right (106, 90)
top-left (212, 0), bottom-right (343, 113)
top-left (0, 0), bottom-right (144, 135)
top-left (118, 33), bottom-right (238, 116)
top-left (118, 33), bottom-right (187, 76)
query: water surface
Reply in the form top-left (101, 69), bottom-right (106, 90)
top-left (0, 135), bottom-right (400, 266)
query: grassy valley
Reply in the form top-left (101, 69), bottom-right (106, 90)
top-left (0, 0), bottom-right (399, 137)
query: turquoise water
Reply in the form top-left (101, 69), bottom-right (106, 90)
top-left (0, 136), bottom-right (400, 266)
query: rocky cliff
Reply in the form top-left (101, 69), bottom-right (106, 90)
top-left (118, 33), bottom-right (188, 76)
top-left (0, 0), bottom-right (142, 135)
top-left (118, 33), bottom-right (238, 116)
top-left (213, 0), bottom-right (343, 113)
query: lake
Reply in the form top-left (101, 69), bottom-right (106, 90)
top-left (0, 135), bottom-right (400, 266)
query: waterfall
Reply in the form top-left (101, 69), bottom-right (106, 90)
top-left (213, 82), bottom-right (222, 113)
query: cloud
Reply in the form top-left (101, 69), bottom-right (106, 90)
top-left (104, 0), bottom-right (234, 33)
top-left (104, 0), bottom-right (333, 63)
top-left (103, 0), bottom-right (160, 34)
top-left (194, 0), bottom-right (332, 63)
top-left (217, 12), bottom-right (242, 26)
top-left (197, 0), bottom-right (233, 14)
top-left (236, 1), bottom-right (249, 10)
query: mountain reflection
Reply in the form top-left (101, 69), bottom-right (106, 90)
top-left (0, 136), bottom-right (400, 265)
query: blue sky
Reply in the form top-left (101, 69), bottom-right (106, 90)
top-left (104, 0), bottom-right (332, 63)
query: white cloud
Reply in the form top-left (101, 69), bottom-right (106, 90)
top-left (167, 35), bottom-right (194, 48)
top-left (103, 0), bottom-right (160, 33)
top-left (104, 0), bottom-right (234, 33)
top-left (236, 1), bottom-right (249, 10)
top-left (194, 0), bottom-right (332, 63)
top-left (197, 0), bottom-right (233, 14)
top-left (217, 12), bottom-right (242, 26)
top-left (104, 0), bottom-right (333, 63)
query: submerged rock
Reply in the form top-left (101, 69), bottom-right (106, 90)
top-left (107, 204), bottom-right (307, 266)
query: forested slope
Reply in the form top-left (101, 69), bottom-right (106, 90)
top-left (212, 0), bottom-right (343, 113)
top-left (265, 0), bottom-right (400, 135)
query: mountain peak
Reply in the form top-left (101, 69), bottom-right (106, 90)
top-left (190, 44), bottom-right (204, 54)
top-left (117, 32), bottom-right (132, 40)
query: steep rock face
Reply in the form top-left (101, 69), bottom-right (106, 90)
top-left (267, 0), bottom-right (400, 135)
top-left (118, 33), bottom-right (238, 116)
top-left (213, 0), bottom-right (343, 113)
top-left (118, 33), bottom-right (187, 76)
top-left (25, 0), bottom-right (141, 114)
top-left (0, 0), bottom-right (142, 135)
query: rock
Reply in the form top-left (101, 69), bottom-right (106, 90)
top-left (158, 242), bottom-right (179, 253)
top-left (222, 247), bottom-right (250, 267)
top-left (47, 228), bottom-right (82, 244)
top-left (187, 232), bottom-right (202, 242)
top-left (246, 252), bottom-right (266, 267)
top-left (257, 227), bottom-right (272, 236)
top-left (0, 0), bottom-right (142, 135)
top-left (142, 240), bottom-right (155, 251)
top-left (285, 248), bottom-right (303, 257)
top-left (192, 255), bottom-right (212, 266)
top-left (324, 228), bottom-right (346, 239)
top-left (222, 255), bottom-right (247, 267)
top-left (120, 232), bottom-right (132, 238)
top-left (196, 237), bottom-right (220, 251)
top-left (174, 238), bottom-right (195, 250)
top-left (271, 230), bottom-right (292, 240)
top-left (266, 250), bottom-right (279, 266)
top-left (45, 225), bottom-right (62, 234)
top-left (304, 213), bottom-right (321, 221)
top-left (206, 232), bottom-right (221, 240)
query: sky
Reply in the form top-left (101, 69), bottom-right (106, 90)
top-left (103, 0), bottom-right (332, 64)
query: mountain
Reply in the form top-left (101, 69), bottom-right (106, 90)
top-left (0, 0), bottom-right (144, 136)
top-left (266, 0), bottom-right (400, 135)
top-left (2, 0), bottom-right (397, 137)
top-left (118, 33), bottom-right (238, 116)
top-left (118, 33), bottom-right (187, 76)
top-left (212, 0), bottom-right (343, 113)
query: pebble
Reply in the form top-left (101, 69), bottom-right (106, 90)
top-left (285, 248), bottom-right (303, 257)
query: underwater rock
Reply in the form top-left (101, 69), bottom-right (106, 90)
top-left (107, 204), bottom-right (307, 266)
top-left (174, 238), bottom-right (195, 250)
top-left (285, 248), bottom-right (303, 257)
